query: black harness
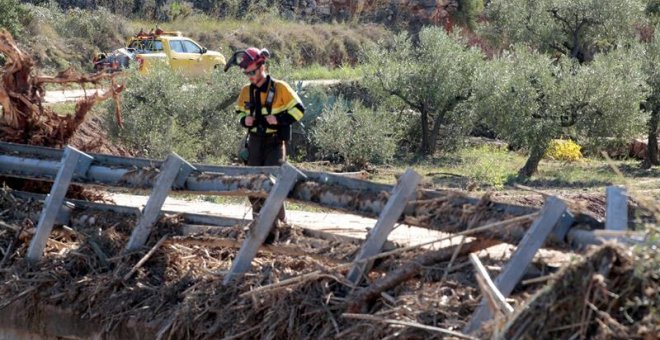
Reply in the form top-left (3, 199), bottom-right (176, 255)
top-left (248, 77), bottom-right (276, 136)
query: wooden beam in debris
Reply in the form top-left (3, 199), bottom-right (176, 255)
top-left (125, 153), bottom-right (195, 251)
top-left (469, 253), bottom-right (514, 318)
top-left (26, 146), bottom-right (92, 262)
top-left (223, 163), bottom-right (306, 285)
top-left (347, 238), bottom-right (500, 313)
top-left (346, 168), bottom-right (421, 284)
top-left (605, 186), bottom-right (628, 231)
top-left (463, 196), bottom-right (567, 334)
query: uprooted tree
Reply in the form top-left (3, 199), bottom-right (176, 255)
top-left (0, 29), bottom-right (123, 148)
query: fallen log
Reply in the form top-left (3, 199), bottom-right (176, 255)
top-left (347, 238), bottom-right (500, 313)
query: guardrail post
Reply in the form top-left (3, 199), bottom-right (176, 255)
top-left (605, 186), bottom-right (628, 231)
top-left (464, 196), bottom-right (567, 333)
top-left (26, 146), bottom-right (92, 262)
top-left (125, 153), bottom-right (195, 251)
top-left (346, 168), bottom-right (421, 284)
top-left (223, 163), bottom-right (305, 285)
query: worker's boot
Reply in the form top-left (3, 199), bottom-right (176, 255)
top-left (264, 205), bottom-right (288, 244)
top-left (264, 220), bottom-right (282, 245)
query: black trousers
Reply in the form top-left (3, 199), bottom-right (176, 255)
top-left (247, 133), bottom-right (287, 223)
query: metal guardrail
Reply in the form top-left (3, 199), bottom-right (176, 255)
top-left (0, 142), bottom-right (610, 250)
top-left (0, 141), bottom-right (389, 192)
top-left (0, 141), bottom-right (542, 217)
top-left (0, 142), bottom-right (643, 334)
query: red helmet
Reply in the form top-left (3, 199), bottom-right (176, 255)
top-left (224, 47), bottom-right (270, 72)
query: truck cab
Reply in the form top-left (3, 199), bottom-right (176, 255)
top-left (132, 31), bottom-right (226, 76)
top-left (94, 30), bottom-right (226, 76)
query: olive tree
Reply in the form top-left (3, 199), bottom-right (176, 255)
top-left (481, 0), bottom-right (646, 62)
top-left (471, 48), bottom-right (648, 178)
top-left (363, 27), bottom-right (483, 155)
top-left (643, 25), bottom-right (660, 167)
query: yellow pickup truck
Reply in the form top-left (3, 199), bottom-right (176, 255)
top-left (93, 30), bottom-right (226, 76)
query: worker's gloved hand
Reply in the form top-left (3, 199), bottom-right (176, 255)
top-left (265, 115), bottom-right (277, 125)
top-left (245, 116), bottom-right (254, 126)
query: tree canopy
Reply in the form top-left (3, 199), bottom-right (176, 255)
top-left (481, 0), bottom-right (647, 62)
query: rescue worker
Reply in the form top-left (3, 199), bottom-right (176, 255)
top-left (225, 47), bottom-right (305, 241)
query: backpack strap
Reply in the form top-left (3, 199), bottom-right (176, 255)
top-left (248, 84), bottom-right (256, 117)
top-left (265, 77), bottom-right (276, 115)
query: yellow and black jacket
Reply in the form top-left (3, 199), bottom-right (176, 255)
top-left (235, 75), bottom-right (304, 141)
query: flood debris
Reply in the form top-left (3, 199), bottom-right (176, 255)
top-left (0, 186), bottom-right (655, 339)
top-left (490, 244), bottom-right (658, 339)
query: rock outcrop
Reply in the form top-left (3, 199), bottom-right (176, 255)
top-left (281, 0), bottom-right (458, 29)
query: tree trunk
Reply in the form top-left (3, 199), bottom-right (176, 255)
top-left (428, 111), bottom-right (444, 156)
top-left (420, 110), bottom-right (431, 155)
top-left (643, 109), bottom-right (659, 169)
top-left (518, 143), bottom-right (547, 179)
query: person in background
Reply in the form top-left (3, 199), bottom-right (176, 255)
top-left (225, 47), bottom-right (305, 242)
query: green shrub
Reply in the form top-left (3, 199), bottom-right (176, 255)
top-left (144, 14), bottom-right (391, 68)
top-left (0, 0), bottom-right (29, 37)
top-left (311, 99), bottom-right (398, 168)
top-left (545, 139), bottom-right (583, 161)
top-left (54, 7), bottom-right (130, 54)
top-left (458, 146), bottom-right (521, 189)
top-left (19, 4), bottom-right (129, 71)
top-left (104, 65), bottom-right (245, 163)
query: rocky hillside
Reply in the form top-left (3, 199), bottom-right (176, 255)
top-left (42, 0), bottom-right (481, 31)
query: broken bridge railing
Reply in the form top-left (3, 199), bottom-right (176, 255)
top-left (0, 142), bottom-right (643, 287)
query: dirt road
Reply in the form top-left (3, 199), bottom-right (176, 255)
top-left (109, 192), bottom-right (447, 247)
top-left (43, 80), bottom-right (346, 103)
top-left (44, 88), bottom-right (105, 103)
top-left (108, 192), bottom-right (571, 265)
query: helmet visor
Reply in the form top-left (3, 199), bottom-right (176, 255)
top-left (224, 50), bottom-right (254, 72)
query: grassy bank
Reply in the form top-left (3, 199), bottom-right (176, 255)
top-left (130, 14), bottom-right (390, 68)
top-left (13, 4), bottom-right (391, 73)
top-left (367, 145), bottom-right (657, 193)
